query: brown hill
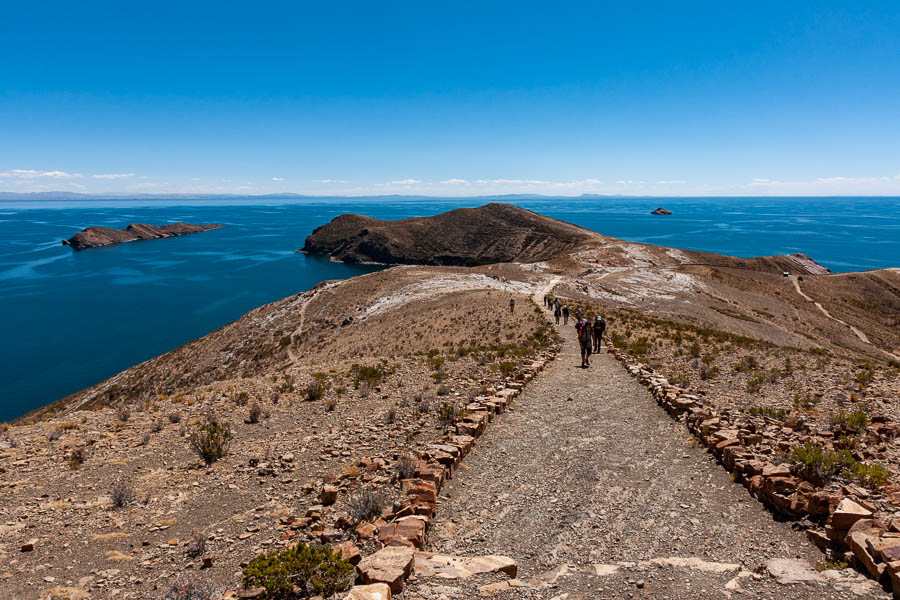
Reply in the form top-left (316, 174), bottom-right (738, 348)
top-left (301, 202), bottom-right (596, 265)
top-left (63, 222), bottom-right (223, 249)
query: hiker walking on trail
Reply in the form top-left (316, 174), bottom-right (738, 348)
top-left (575, 307), bottom-right (583, 321)
top-left (562, 305), bottom-right (570, 325)
top-left (577, 318), bottom-right (593, 368)
top-left (554, 303), bottom-right (561, 324)
top-left (592, 315), bottom-right (606, 353)
top-left (509, 297), bottom-right (515, 313)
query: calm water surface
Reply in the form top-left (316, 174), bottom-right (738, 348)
top-left (1, 196), bottom-right (897, 420)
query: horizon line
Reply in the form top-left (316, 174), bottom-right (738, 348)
top-left (2, 191), bottom-right (900, 201)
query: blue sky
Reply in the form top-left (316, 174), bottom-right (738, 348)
top-left (1, 1), bottom-right (899, 196)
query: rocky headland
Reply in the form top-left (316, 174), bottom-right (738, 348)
top-left (301, 202), bottom-right (594, 265)
top-left (4, 203), bottom-right (900, 600)
top-left (63, 222), bottom-right (223, 250)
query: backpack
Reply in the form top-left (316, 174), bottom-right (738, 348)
top-left (577, 320), bottom-right (591, 342)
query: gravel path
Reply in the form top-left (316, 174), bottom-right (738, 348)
top-left (409, 308), bottom-right (886, 599)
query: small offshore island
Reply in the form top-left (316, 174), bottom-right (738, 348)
top-left (651, 207), bottom-right (672, 215)
top-left (62, 222), bottom-right (223, 250)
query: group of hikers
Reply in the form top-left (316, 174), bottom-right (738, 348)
top-left (543, 295), bottom-right (606, 368)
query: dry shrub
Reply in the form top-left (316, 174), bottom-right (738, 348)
top-left (110, 479), bottom-right (136, 508)
top-left (349, 487), bottom-right (388, 523)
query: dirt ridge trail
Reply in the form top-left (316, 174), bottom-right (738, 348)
top-left (415, 312), bottom-right (885, 599)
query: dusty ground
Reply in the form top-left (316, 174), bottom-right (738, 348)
top-left (0, 274), bottom-right (557, 600)
top-left (2, 207), bottom-right (899, 599)
top-left (410, 309), bottom-right (886, 599)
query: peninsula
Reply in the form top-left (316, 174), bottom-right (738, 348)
top-left (62, 222), bottom-right (223, 250)
top-left (6, 203), bottom-right (900, 600)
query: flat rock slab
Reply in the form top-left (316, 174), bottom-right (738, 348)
top-left (832, 498), bottom-right (874, 530)
top-left (414, 552), bottom-right (517, 579)
top-left (765, 558), bottom-right (827, 585)
top-left (344, 583), bottom-right (392, 600)
top-left (358, 546), bottom-right (415, 593)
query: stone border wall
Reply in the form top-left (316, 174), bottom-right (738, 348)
top-left (234, 343), bottom-right (563, 599)
top-left (606, 342), bottom-right (900, 593)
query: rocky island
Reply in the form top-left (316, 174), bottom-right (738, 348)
top-left (5, 203), bottom-right (900, 599)
top-left (62, 222), bottom-right (223, 250)
top-left (650, 207), bottom-right (672, 215)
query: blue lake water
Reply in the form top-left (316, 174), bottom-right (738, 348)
top-left (1, 196), bottom-right (898, 421)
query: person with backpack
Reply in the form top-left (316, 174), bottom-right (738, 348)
top-left (593, 315), bottom-right (606, 352)
top-left (509, 297), bottom-right (515, 314)
top-left (575, 306), bottom-right (583, 321)
top-left (554, 303), bottom-right (561, 324)
top-left (562, 305), bottom-right (570, 325)
top-left (576, 318), bottom-right (593, 367)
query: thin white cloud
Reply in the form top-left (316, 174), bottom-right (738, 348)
top-left (656, 180), bottom-right (686, 184)
top-left (40, 170), bottom-right (81, 178)
top-left (271, 177), bottom-right (285, 182)
top-left (440, 178), bottom-right (469, 184)
top-left (390, 179), bottom-right (421, 185)
top-left (91, 173), bottom-right (134, 180)
top-left (815, 176), bottom-right (883, 184)
top-left (3, 169), bottom-right (82, 179)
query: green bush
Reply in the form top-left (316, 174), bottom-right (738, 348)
top-left (242, 543), bottom-right (354, 599)
top-left (850, 462), bottom-right (890, 488)
top-left (438, 402), bottom-right (456, 428)
top-left (748, 406), bottom-right (787, 420)
top-left (831, 407), bottom-right (870, 432)
top-left (351, 364), bottom-right (387, 389)
top-left (792, 442), bottom-right (887, 489)
top-left (189, 420), bottom-right (232, 466)
top-left (792, 443), bottom-right (853, 481)
top-left (498, 361), bottom-right (516, 376)
top-left (734, 355), bottom-right (760, 373)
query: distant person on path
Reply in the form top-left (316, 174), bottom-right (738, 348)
top-left (575, 307), bottom-right (583, 321)
top-left (554, 303), bottom-right (561, 324)
top-left (593, 315), bottom-right (606, 352)
top-left (577, 318), bottom-right (593, 368)
top-left (509, 297), bottom-right (515, 313)
top-left (562, 305), bottom-right (570, 325)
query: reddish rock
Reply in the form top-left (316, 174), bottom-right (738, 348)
top-left (356, 521), bottom-right (376, 540)
top-left (357, 546), bottom-right (415, 593)
top-left (344, 583), bottom-right (392, 600)
top-left (848, 531), bottom-right (885, 580)
top-left (334, 540), bottom-right (362, 565)
top-left (401, 479), bottom-right (437, 505)
top-left (831, 498), bottom-right (873, 530)
top-left (320, 484), bottom-right (339, 506)
top-left (378, 516), bottom-right (427, 549)
top-left (762, 464), bottom-right (792, 478)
